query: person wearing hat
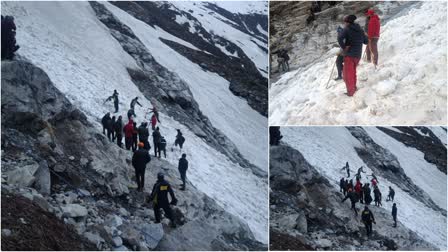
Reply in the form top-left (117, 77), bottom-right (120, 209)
top-left (148, 172), bottom-right (177, 226)
top-left (365, 9), bottom-right (380, 67)
top-left (338, 14), bottom-right (368, 96)
top-left (132, 142), bottom-right (151, 192)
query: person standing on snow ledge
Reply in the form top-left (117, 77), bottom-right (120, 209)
top-left (338, 15), bottom-right (368, 96)
top-left (365, 9), bottom-right (381, 68)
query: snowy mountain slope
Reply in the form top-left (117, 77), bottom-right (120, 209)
top-left (1, 1), bottom-right (267, 243)
top-left (169, 1), bottom-right (268, 76)
top-left (364, 127), bottom-right (446, 210)
top-left (108, 1), bottom-right (268, 115)
top-left (269, 1), bottom-right (447, 125)
top-left (102, 1), bottom-right (268, 172)
top-left (281, 127), bottom-right (447, 249)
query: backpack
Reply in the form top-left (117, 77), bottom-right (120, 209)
top-left (362, 210), bottom-right (371, 222)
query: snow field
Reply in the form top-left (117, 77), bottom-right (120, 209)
top-left (104, 2), bottom-right (268, 172)
top-left (282, 127), bottom-right (447, 249)
top-left (269, 1), bottom-right (447, 125)
top-left (364, 127), bottom-right (447, 210)
top-left (2, 1), bottom-right (268, 243)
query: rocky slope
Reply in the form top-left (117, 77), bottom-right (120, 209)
top-left (270, 144), bottom-right (439, 250)
top-left (274, 126), bottom-right (447, 250)
top-left (1, 60), bottom-right (266, 250)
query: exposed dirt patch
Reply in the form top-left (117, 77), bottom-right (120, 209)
top-left (1, 192), bottom-right (96, 251)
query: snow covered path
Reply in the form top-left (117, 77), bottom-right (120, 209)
top-left (282, 127), bottom-right (447, 249)
top-left (269, 2), bottom-right (447, 125)
top-left (2, 1), bottom-right (268, 243)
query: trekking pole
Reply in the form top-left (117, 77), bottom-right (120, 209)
top-left (325, 59), bottom-right (337, 89)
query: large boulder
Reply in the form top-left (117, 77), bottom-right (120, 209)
top-left (7, 163), bottom-right (39, 187)
top-left (61, 204), bottom-right (88, 218)
top-left (140, 223), bottom-right (164, 249)
top-left (33, 160), bottom-right (51, 195)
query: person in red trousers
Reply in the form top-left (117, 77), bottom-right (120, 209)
top-left (366, 9), bottom-right (381, 67)
top-left (338, 15), bottom-right (368, 96)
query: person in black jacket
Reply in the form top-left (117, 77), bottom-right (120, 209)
top-left (132, 142), bottom-right (151, 192)
top-left (178, 154), bottom-right (188, 190)
top-left (338, 15), bottom-right (368, 96)
top-left (148, 172), bottom-right (177, 226)
top-left (114, 116), bottom-right (123, 148)
top-left (335, 26), bottom-right (345, 81)
top-left (130, 97), bottom-right (142, 110)
top-left (159, 136), bottom-right (167, 158)
top-left (373, 186), bottom-right (382, 207)
top-left (175, 129), bottom-right (185, 149)
top-left (392, 203), bottom-right (397, 227)
top-left (132, 122), bottom-right (138, 152)
top-left (138, 122), bottom-right (150, 151)
top-left (361, 206), bottom-right (376, 236)
top-left (152, 127), bottom-right (161, 157)
top-left (363, 183), bottom-right (372, 205)
top-left (127, 108), bottom-right (136, 120)
top-left (105, 90), bottom-right (119, 113)
top-left (387, 186), bottom-right (395, 202)
top-left (342, 188), bottom-right (359, 216)
top-left (101, 112), bottom-right (111, 135)
top-left (108, 116), bottom-right (116, 141)
top-left (339, 177), bottom-right (345, 193)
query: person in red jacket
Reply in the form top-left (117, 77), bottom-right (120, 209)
top-left (366, 9), bottom-right (380, 67)
top-left (123, 120), bottom-right (134, 150)
top-left (151, 114), bottom-right (157, 130)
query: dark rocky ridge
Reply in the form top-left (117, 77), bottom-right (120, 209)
top-left (378, 126), bottom-right (447, 174)
top-left (269, 144), bottom-right (438, 250)
top-left (109, 1), bottom-right (268, 116)
top-left (89, 1), bottom-right (266, 177)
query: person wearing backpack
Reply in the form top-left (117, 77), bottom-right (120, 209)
top-left (158, 136), bottom-right (167, 158)
top-left (148, 172), bottom-right (177, 227)
top-left (361, 206), bottom-right (376, 236)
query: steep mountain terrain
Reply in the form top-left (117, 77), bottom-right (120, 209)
top-left (269, 1), bottom-right (447, 125)
top-left (270, 126), bottom-right (447, 250)
top-left (1, 1), bottom-right (268, 250)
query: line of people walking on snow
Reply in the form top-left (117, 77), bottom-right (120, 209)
top-left (102, 90), bottom-right (188, 227)
top-left (340, 162), bottom-right (397, 236)
top-left (335, 9), bottom-right (381, 96)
